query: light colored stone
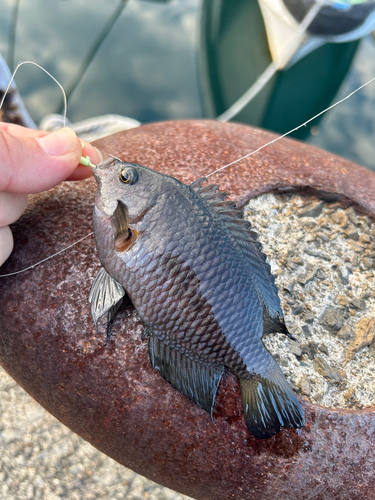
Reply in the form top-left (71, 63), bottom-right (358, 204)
top-left (299, 375), bottom-right (311, 396)
top-left (314, 357), bottom-right (345, 384)
top-left (345, 317), bottom-right (375, 363)
top-left (336, 294), bottom-right (348, 307)
top-left (348, 240), bottom-right (364, 253)
top-left (338, 324), bottom-right (352, 341)
top-left (320, 306), bottom-right (344, 333)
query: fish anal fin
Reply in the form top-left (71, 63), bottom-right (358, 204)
top-left (149, 335), bottom-right (224, 416)
top-left (240, 361), bottom-right (304, 439)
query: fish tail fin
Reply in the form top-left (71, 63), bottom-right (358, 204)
top-left (240, 361), bottom-right (304, 439)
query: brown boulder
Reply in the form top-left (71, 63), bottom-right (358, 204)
top-left (1, 120), bottom-right (375, 500)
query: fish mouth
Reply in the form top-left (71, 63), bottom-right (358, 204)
top-left (91, 156), bottom-right (116, 177)
top-left (92, 157), bottom-right (122, 216)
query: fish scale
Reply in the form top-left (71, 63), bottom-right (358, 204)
top-left (90, 159), bottom-right (304, 439)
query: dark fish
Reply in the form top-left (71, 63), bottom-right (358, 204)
top-left (89, 158), bottom-right (304, 439)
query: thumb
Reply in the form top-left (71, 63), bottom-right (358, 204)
top-left (0, 226), bottom-right (13, 267)
top-left (1, 127), bottom-right (100, 194)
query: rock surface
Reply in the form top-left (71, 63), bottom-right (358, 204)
top-left (246, 192), bottom-right (375, 410)
top-left (1, 120), bottom-right (375, 500)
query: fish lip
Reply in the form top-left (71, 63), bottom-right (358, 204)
top-left (99, 157), bottom-right (117, 169)
top-left (92, 157), bottom-right (116, 175)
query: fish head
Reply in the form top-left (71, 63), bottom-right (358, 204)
top-left (92, 158), bottom-right (167, 218)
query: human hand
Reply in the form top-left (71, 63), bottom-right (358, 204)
top-left (0, 123), bottom-right (102, 266)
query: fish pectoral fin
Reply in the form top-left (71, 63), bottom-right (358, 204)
top-left (111, 200), bottom-right (140, 252)
top-left (240, 358), bottom-right (305, 439)
top-left (149, 335), bottom-right (224, 417)
top-left (88, 267), bottom-right (125, 334)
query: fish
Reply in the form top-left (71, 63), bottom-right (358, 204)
top-left (89, 157), bottom-right (305, 439)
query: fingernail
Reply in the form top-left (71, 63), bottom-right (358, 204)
top-left (36, 127), bottom-right (78, 156)
top-left (93, 147), bottom-right (103, 164)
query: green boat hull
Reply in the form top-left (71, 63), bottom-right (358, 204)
top-left (199, 0), bottom-right (359, 139)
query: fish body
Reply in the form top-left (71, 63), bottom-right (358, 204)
top-left (90, 158), bottom-right (304, 439)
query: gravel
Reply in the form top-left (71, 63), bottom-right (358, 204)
top-left (0, 373), bottom-right (192, 499)
top-left (245, 193), bottom-right (375, 410)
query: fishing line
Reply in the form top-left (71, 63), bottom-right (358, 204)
top-left (0, 61), bottom-right (94, 278)
top-left (217, 0), bottom-right (325, 122)
top-left (0, 232), bottom-right (94, 277)
top-left (0, 60), bottom-right (68, 127)
top-left (7, 0), bottom-right (20, 73)
top-left (1, 65), bottom-right (375, 278)
top-left (207, 74), bottom-right (375, 178)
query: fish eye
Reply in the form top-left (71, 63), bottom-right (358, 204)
top-left (119, 167), bottom-right (138, 185)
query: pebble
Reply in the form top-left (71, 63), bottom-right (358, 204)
top-left (302, 324), bottom-right (311, 336)
top-left (345, 229), bottom-right (360, 241)
top-left (344, 317), bottom-right (375, 364)
top-left (337, 266), bottom-right (353, 285)
top-left (299, 375), bottom-right (311, 396)
top-left (246, 193), bottom-right (375, 409)
top-left (343, 387), bottom-right (354, 401)
top-left (320, 306), bottom-right (344, 333)
top-left (302, 342), bottom-right (318, 360)
top-left (293, 257), bottom-right (304, 266)
top-left (362, 257), bottom-right (373, 269)
top-left (304, 312), bottom-right (315, 324)
top-left (348, 240), bottom-right (364, 253)
top-left (318, 344), bottom-right (329, 356)
top-left (361, 234), bottom-right (371, 244)
top-left (292, 306), bottom-right (304, 316)
top-left (349, 298), bottom-right (366, 310)
top-left (338, 324), bottom-right (352, 341)
top-left (289, 343), bottom-right (302, 357)
top-left (314, 357), bottom-right (345, 385)
top-left (345, 207), bottom-right (359, 225)
top-left (336, 294), bottom-right (348, 307)
top-left (284, 281), bottom-right (296, 295)
top-left (297, 263), bottom-right (320, 285)
top-left (297, 201), bottom-right (324, 218)
top-left (304, 248), bottom-right (332, 261)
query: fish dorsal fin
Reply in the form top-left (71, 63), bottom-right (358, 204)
top-left (149, 334), bottom-right (224, 417)
top-left (190, 178), bottom-right (283, 322)
top-left (89, 267), bottom-right (125, 330)
top-left (190, 179), bottom-right (255, 236)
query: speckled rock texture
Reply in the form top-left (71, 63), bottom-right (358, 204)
top-left (1, 120), bottom-right (375, 500)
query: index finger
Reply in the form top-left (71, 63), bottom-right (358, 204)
top-left (0, 127), bottom-right (102, 193)
top-left (0, 122), bottom-right (48, 138)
